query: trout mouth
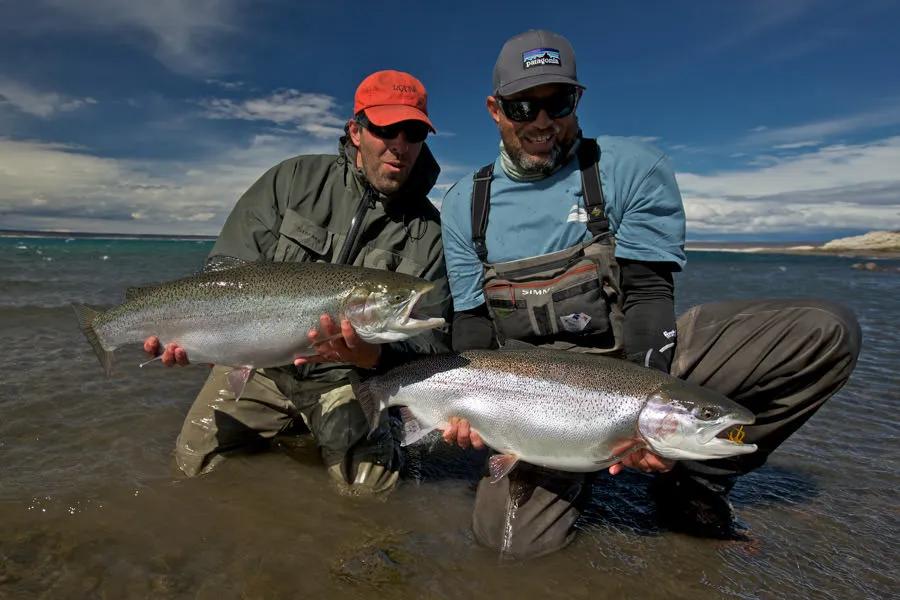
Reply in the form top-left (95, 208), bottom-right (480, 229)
top-left (708, 415), bottom-right (757, 453)
top-left (397, 288), bottom-right (444, 332)
top-left (353, 286), bottom-right (444, 343)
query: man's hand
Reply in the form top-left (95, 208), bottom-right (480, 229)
top-left (143, 336), bottom-right (190, 366)
top-left (607, 440), bottom-right (674, 475)
top-left (442, 417), bottom-right (485, 450)
top-left (294, 314), bottom-right (381, 370)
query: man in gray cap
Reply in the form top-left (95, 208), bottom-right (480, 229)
top-left (440, 30), bottom-right (860, 558)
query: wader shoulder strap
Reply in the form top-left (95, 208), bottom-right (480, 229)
top-left (576, 138), bottom-right (609, 236)
top-left (471, 163), bottom-right (494, 262)
top-left (469, 140), bottom-right (608, 263)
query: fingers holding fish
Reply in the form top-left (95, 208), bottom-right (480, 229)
top-left (163, 343), bottom-right (190, 366)
top-left (143, 336), bottom-right (160, 357)
top-left (294, 314), bottom-right (381, 369)
top-left (442, 417), bottom-right (485, 450)
top-left (143, 336), bottom-right (189, 366)
top-left (609, 449), bottom-right (674, 475)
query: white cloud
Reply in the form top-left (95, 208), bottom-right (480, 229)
top-left (200, 90), bottom-right (347, 138)
top-left (772, 140), bottom-right (821, 150)
top-left (743, 104), bottom-right (900, 147)
top-left (36, 0), bottom-right (239, 74)
top-left (628, 136), bottom-right (661, 144)
top-left (0, 134), bottom-right (334, 235)
top-left (678, 136), bottom-right (900, 235)
top-left (205, 79), bottom-right (245, 90)
top-left (0, 79), bottom-right (96, 118)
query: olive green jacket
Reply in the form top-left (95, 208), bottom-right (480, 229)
top-left (209, 136), bottom-right (451, 396)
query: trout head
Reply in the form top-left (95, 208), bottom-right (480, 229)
top-left (637, 382), bottom-right (758, 460)
top-left (343, 278), bottom-right (444, 343)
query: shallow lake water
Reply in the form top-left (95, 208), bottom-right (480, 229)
top-left (1, 237), bottom-right (897, 599)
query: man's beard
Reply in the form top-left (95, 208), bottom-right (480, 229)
top-left (503, 126), bottom-right (575, 177)
top-left (507, 143), bottom-right (563, 176)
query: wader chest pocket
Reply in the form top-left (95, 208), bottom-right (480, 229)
top-left (485, 262), bottom-right (612, 340)
top-left (274, 209), bottom-right (333, 262)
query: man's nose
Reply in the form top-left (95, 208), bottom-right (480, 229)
top-left (532, 108), bottom-right (553, 128)
top-left (389, 131), bottom-right (410, 154)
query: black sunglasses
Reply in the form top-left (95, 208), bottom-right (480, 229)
top-left (497, 90), bottom-right (579, 122)
top-left (356, 113), bottom-right (430, 144)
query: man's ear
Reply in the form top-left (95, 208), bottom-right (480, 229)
top-left (348, 119), bottom-right (361, 146)
top-left (486, 96), bottom-right (502, 125)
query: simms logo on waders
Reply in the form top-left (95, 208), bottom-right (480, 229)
top-left (522, 289), bottom-right (550, 295)
top-left (522, 48), bottom-right (561, 69)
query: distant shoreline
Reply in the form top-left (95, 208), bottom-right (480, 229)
top-left (684, 243), bottom-right (900, 260)
top-left (687, 231), bottom-right (900, 259)
top-left (0, 229), bottom-right (215, 242)
top-left (3, 229), bottom-right (897, 259)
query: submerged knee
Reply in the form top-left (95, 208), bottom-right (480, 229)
top-left (800, 300), bottom-right (862, 362)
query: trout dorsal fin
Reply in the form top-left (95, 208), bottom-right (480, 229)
top-left (203, 255), bottom-right (252, 273)
top-left (498, 339), bottom-right (536, 351)
top-left (125, 284), bottom-right (161, 301)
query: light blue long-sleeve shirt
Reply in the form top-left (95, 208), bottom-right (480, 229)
top-left (440, 136), bottom-right (686, 311)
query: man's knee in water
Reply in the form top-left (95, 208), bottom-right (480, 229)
top-left (472, 468), bottom-right (587, 559)
top-left (802, 299), bottom-right (862, 358)
top-left (322, 417), bottom-right (403, 494)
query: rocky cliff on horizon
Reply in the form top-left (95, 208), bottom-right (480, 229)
top-left (821, 230), bottom-right (900, 251)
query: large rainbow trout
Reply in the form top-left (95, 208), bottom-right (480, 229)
top-left (354, 347), bottom-right (756, 480)
top-left (73, 259), bottom-right (444, 396)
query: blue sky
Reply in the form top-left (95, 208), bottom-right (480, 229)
top-left (1, 0), bottom-right (898, 241)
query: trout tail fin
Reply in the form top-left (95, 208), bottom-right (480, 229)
top-left (348, 372), bottom-right (388, 436)
top-left (72, 303), bottom-right (113, 376)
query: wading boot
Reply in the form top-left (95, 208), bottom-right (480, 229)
top-left (651, 470), bottom-right (744, 540)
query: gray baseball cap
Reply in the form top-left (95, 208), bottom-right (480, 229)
top-left (492, 30), bottom-right (585, 96)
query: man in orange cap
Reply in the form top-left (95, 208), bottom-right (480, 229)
top-left (144, 70), bottom-right (450, 494)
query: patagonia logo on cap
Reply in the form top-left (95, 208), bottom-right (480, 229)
top-left (523, 47), bottom-right (561, 69)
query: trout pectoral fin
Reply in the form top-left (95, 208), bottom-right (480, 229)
top-left (226, 367), bottom-right (255, 401)
top-left (593, 440), bottom-right (647, 469)
top-left (311, 332), bottom-right (345, 347)
top-left (488, 453), bottom-right (520, 484)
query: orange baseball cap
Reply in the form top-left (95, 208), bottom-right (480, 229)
top-left (353, 70), bottom-right (435, 132)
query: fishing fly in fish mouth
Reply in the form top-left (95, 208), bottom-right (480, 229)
top-left (636, 389), bottom-right (757, 461)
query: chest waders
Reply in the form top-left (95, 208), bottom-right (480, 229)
top-left (471, 138), bottom-right (625, 355)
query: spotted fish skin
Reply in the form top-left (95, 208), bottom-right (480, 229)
top-left (73, 261), bottom-right (443, 374)
top-left (355, 347), bottom-right (757, 473)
